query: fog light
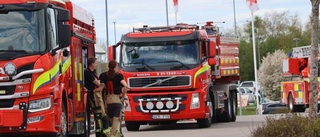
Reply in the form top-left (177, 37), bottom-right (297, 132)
top-left (27, 116), bottom-right (44, 124)
top-left (156, 101), bottom-right (164, 109)
top-left (146, 102), bottom-right (154, 110)
top-left (166, 101), bottom-right (174, 109)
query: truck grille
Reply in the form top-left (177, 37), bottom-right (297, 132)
top-left (0, 86), bottom-right (16, 96)
top-left (129, 76), bottom-right (191, 88)
top-left (0, 99), bottom-right (15, 108)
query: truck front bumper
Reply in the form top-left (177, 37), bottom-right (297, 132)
top-left (0, 107), bottom-right (57, 135)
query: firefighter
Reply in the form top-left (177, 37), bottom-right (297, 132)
top-left (99, 60), bottom-right (129, 137)
top-left (84, 57), bottom-right (109, 137)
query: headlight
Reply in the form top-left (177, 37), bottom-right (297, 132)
top-left (29, 98), bottom-right (52, 112)
top-left (4, 62), bottom-right (17, 76)
top-left (191, 93), bottom-right (200, 109)
top-left (192, 93), bottom-right (200, 103)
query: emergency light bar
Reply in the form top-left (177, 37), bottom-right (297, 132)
top-left (133, 24), bottom-right (198, 33)
top-left (292, 45), bottom-right (320, 58)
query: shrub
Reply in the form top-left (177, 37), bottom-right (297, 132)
top-left (251, 114), bottom-right (320, 137)
top-left (271, 108), bottom-right (290, 114)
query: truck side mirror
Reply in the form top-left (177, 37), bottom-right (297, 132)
top-left (207, 41), bottom-right (217, 66)
top-left (108, 46), bottom-right (115, 61)
top-left (57, 8), bottom-right (70, 48)
top-left (208, 41), bottom-right (216, 57)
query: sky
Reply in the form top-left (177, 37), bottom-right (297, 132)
top-left (74, 0), bottom-right (311, 49)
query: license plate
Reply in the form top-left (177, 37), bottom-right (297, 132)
top-left (152, 115), bottom-right (170, 119)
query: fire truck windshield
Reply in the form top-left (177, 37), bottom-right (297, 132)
top-left (121, 40), bottom-right (199, 71)
top-left (0, 10), bottom-right (46, 57)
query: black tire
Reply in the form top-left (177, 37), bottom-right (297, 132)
top-left (288, 94), bottom-right (305, 112)
top-left (54, 102), bottom-right (68, 137)
top-left (125, 121), bottom-right (140, 131)
top-left (210, 93), bottom-right (218, 123)
top-left (196, 100), bottom-right (212, 128)
top-left (219, 96), bottom-right (231, 122)
top-left (230, 91), bottom-right (237, 122)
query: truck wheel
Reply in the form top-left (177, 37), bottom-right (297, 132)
top-left (288, 94), bottom-right (300, 112)
top-left (55, 102), bottom-right (68, 137)
top-left (219, 97), bottom-right (231, 122)
top-left (125, 121), bottom-right (140, 131)
top-left (210, 94), bottom-right (218, 123)
top-left (230, 91), bottom-right (237, 122)
top-left (196, 101), bottom-right (212, 128)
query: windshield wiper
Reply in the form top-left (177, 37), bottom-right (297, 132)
top-left (158, 60), bottom-right (190, 69)
top-left (0, 50), bottom-right (28, 53)
top-left (126, 60), bottom-right (155, 70)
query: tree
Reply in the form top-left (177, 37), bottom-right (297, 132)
top-left (309, 0), bottom-right (320, 119)
top-left (258, 50), bottom-right (287, 100)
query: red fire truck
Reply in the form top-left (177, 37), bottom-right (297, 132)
top-left (0, 0), bottom-right (95, 136)
top-left (281, 45), bottom-right (320, 112)
top-left (108, 22), bottom-right (240, 131)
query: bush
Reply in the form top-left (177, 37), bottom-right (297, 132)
top-left (271, 108), bottom-right (290, 114)
top-left (251, 114), bottom-right (320, 137)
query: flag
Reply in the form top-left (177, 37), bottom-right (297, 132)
top-left (173, 0), bottom-right (178, 13)
top-left (246, 0), bottom-right (259, 13)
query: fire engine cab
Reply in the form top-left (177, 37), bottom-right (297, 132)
top-left (109, 22), bottom-right (240, 131)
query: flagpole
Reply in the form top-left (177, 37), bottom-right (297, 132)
top-left (251, 12), bottom-right (260, 115)
top-left (175, 12), bottom-right (177, 24)
top-left (166, 0), bottom-right (169, 26)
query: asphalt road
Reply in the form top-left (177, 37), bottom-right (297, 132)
top-left (121, 115), bottom-right (268, 137)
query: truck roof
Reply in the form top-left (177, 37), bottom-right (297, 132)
top-left (121, 31), bottom-right (198, 43)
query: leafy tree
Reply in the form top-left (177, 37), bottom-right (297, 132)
top-left (309, 0), bottom-right (320, 119)
top-left (258, 50), bottom-right (287, 100)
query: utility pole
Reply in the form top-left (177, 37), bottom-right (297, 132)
top-left (105, 0), bottom-right (109, 46)
top-left (113, 21), bottom-right (116, 44)
top-left (232, 0), bottom-right (241, 116)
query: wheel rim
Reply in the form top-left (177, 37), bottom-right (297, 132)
top-left (61, 111), bottom-right (67, 136)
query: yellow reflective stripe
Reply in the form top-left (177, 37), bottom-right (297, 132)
top-left (79, 63), bottom-right (83, 81)
top-left (62, 56), bottom-right (71, 74)
top-left (77, 63), bottom-right (83, 101)
top-left (294, 84), bottom-right (299, 91)
top-left (282, 92), bottom-right (286, 99)
top-left (33, 59), bottom-right (62, 94)
top-left (280, 84), bottom-right (283, 92)
top-left (77, 83), bottom-right (81, 101)
top-left (193, 63), bottom-right (210, 87)
top-left (298, 92), bottom-right (303, 98)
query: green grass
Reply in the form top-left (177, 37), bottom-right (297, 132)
top-left (237, 105), bottom-right (257, 115)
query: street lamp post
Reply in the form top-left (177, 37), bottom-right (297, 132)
top-left (293, 38), bottom-right (300, 47)
top-left (113, 21), bottom-right (116, 44)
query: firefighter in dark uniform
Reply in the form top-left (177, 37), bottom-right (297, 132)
top-left (100, 60), bottom-right (129, 137)
top-left (84, 57), bottom-right (109, 137)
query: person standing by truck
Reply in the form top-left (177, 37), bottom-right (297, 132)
top-left (84, 57), bottom-right (109, 137)
top-left (100, 60), bottom-right (129, 137)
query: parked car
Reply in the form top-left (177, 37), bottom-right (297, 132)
top-left (240, 81), bottom-right (262, 93)
top-left (237, 87), bottom-right (255, 104)
top-left (240, 81), bottom-right (265, 103)
top-left (262, 101), bottom-right (288, 114)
